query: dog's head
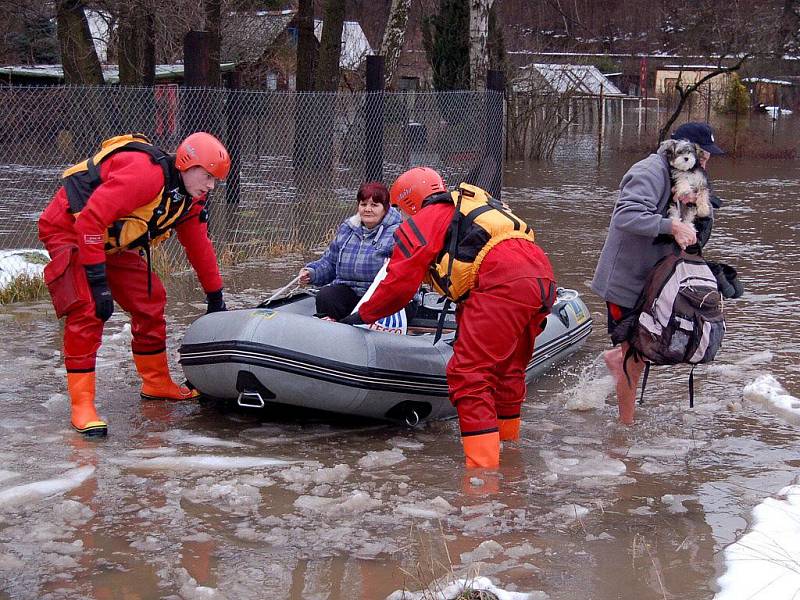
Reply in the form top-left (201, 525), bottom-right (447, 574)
top-left (657, 139), bottom-right (697, 171)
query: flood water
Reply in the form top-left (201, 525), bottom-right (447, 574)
top-left (1, 123), bottom-right (799, 600)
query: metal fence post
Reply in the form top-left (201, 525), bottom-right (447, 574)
top-left (486, 69), bottom-right (505, 200)
top-left (225, 70), bottom-right (241, 204)
top-left (182, 31), bottom-right (218, 137)
top-left (365, 55), bottom-right (385, 183)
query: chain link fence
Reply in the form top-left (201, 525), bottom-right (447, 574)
top-left (0, 85), bottom-right (503, 287)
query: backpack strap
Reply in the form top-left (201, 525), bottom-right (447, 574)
top-left (433, 190), bottom-right (464, 345)
top-left (638, 361), bottom-right (650, 405)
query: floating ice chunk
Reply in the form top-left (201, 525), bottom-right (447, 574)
top-left (0, 470), bottom-right (19, 485)
top-left (715, 484), bottom-right (800, 600)
top-left (743, 374), bottom-right (800, 423)
top-left (562, 436), bottom-right (602, 446)
top-left (41, 393), bottom-right (68, 410)
top-left (130, 535), bottom-right (164, 552)
top-left (638, 460), bottom-right (679, 475)
top-left (585, 532), bottom-right (615, 541)
top-left (0, 553), bottom-right (24, 571)
top-left (625, 437), bottom-right (707, 458)
top-left (106, 322), bottom-right (132, 345)
top-left (506, 543), bottom-right (542, 558)
top-left (0, 466), bottom-right (95, 510)
top-left (184, 482), bottom-right (261, 514)
top-left (386, 574), bottom-right (546, 600)
top-left (553, 503), bottom-right (590, 521)
top-left (112, 455), bottom-right (294, 471)
top-left (294, 491), bottom-right (381, 517)
top-left (661, 494), bottom-right (689, 514)
top-left (174, 566), bottom-right (226, 599)
top-left (160, 429), bottom-right (252, 449)
top-left (396, 496), bottom-right (456, 519)
top-left (629, 505), bottom-right (655, 516)
top-left (389, 436), bottom-right (425, 450)
top-left (278, 463), bottom-right (351, 486)
top-left (126, 447), bottom-right (180, 457)
top-left (358, 448), bottom-right (406, 469)
top-left (41, 540), bottom-right (84, 555)
top-left (541, 449), bottom-right (626, 478)
top-left (460, 539), bottom-right (504, 563)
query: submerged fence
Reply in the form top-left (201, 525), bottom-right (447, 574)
top-left (0, 85), bottom-right (503, 281)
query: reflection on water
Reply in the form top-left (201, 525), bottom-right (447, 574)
top-left (0, 126), bottom-right (798, 599)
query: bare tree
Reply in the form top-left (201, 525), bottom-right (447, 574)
top-left (314, 0), bottom-right (345, 91)
top-left (507, 66), bottom-right (581, 160)
top-left (657, 55), bottom-right (750, 143)
top-left (380, 0), bottom-right (412, 89)
top-left (469, 0), bottom-right (493, 90)
top-left (777, 0), bottom-right (800, 53)
top-left (204, 0), bottom-right (221, 86)
top-left (57, 0), bottom-right (103, 84)
top-left (117, 0), bottom-right (155, 85)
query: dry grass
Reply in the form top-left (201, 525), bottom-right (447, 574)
top-left (150, 239), bottom-right (314, 279)
top-left (396, 522), bottom-right (499, 600)
top-left (0, 273), bottom-right (48, 304)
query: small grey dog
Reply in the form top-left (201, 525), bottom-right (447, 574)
top-left (657, 139), bottom-right (711, 226)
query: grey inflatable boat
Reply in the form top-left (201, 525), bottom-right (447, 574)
top-left (179, 289), bottom-right (593, 425)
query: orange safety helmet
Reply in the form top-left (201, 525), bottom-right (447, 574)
top-left (175, 132), bottom-right (231, 179)
top-left (390, 167), bottom-right (447, 215)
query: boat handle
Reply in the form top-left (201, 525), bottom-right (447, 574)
top-left (405, 410), bottom-right (420, 427)
top-left (237, 390), bottom-right (265, 409)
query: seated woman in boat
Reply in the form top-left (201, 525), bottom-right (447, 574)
top-left (298, 181), bottom-right (403, 320)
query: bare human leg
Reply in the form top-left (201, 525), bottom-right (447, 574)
top-left (604, 342), bottom-right (645, 424)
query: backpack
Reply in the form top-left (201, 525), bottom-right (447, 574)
top-left (618, 247), bottom-right (726, 406)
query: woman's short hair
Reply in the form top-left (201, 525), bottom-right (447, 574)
top-left (357, 181), bottom-right (390, 211)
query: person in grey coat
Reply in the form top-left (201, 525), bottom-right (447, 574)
top-left (591, 122), bottom-right (725, 424)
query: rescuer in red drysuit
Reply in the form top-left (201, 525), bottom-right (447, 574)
top-left (341, 167), bottom-right (557, 468)
top-left (38, 132), bottom-right (230, 437)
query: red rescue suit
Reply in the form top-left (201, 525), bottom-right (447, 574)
top-left (38, 150), bottom-right (222, 372)
top-left (355, 201), bottom-right (556, 438)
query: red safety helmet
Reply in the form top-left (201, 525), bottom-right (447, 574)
top-left (175, 132), bottom-right (231, 179)
top-left (390, 167), bottom-right (447, 216)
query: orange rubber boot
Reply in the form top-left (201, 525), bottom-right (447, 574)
top-left (133, 351), bottom-right (199, 401)
top-left (67, 372), bottom-right (108, 437)
top-left (498, 417), bottom-right (521, 441)
top-left (462, 431), bottom-right (500, 469)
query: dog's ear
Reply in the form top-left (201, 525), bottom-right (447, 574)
top-left (657, 139), bottom-right (676, 157)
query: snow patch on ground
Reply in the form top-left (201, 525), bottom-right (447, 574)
top-left (0, 249), bottom-right (48, 289)
top-left (386, 574), bottom-right (548, 600)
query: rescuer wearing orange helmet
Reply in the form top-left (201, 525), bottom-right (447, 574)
top-left (341, 167), bottom-right (557, 469)
top-left (38, 132), bottom-right (231, 437)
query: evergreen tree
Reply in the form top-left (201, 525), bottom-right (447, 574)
top-left (422, 0), bottom-right (470, 90)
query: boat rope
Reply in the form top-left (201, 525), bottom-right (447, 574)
top-left (260, 274), bottom-right (302, 307)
